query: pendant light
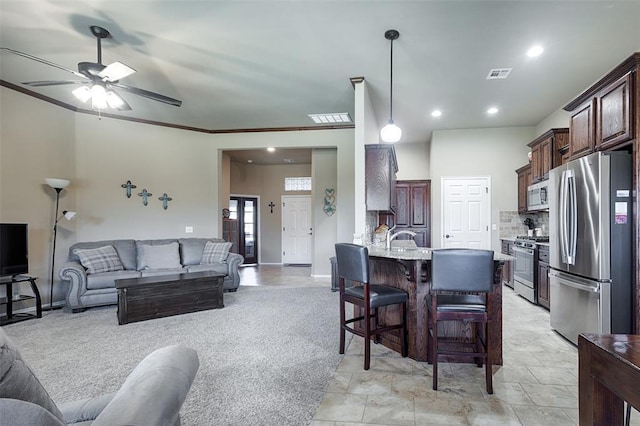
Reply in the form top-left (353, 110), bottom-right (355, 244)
top-left (380, 29), bottom-right (401, 143)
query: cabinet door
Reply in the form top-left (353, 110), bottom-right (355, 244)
top-left (394, 183), bottom-right (410, 226)
top-left (569, 100), bottom-right (595, 159)
top-left (516, 165), bottom-right (531, 213)
top-left (597, 73), bottom-right (633, 150)
top-left (530, 144), bottom-right (541, 183)
top-left (365, 145), bottom-right (397, 212)
top-left (540, 137), bottom-right (553, 180)
top-left (537, 261), bottom-right (550, 309)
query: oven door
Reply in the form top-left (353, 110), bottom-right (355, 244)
top-left (513, 244), bottom-right (537, 303)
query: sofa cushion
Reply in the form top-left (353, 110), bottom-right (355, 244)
top-left (200, 241), bottom-right (232, 264)
top-left (135, 239), bottom-right (178, 270)
top-left (186, 264), bottom-right (228, 275)
top-left (138, 242), bottom-right (181, 270)
top-left (179, 238), bottom-right (225, 266)
top-left (69, 240), bottom-right (137, 271)
top-left (87, 270), bottom-right (142, 290)
top-left (140, 268), bottom-right (186, 277)
top-left (0, 329), bottom-right (65, 422)
top-left (73, 245), bottom-right (124, 275)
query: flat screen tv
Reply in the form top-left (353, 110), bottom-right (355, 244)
top-left (0, 223), bottom-right (29, 278)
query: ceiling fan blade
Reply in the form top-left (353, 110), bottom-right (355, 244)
top-left (22, 80), bottom-right (86, 87)
top-left (1, 47), bottom-right (87, 79)
top-left (99, 61), bottom-right (136, 82)
top-left (112, 83), bottom-right (182, 107)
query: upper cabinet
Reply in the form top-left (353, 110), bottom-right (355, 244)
top-left (365, 144), bottom-right (398, 212)
top-left (528, 128), bottom-right (569, 182)
top-left (564, 53), bottom-right (639, 160)
top-left (516, 164), bottom-right (532, 213)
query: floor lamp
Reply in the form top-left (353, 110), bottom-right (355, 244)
top-left (45, 178), bottom-right (75, 310)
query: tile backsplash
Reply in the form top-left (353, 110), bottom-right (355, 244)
top-left (499, 211), bottom-right (549, 238)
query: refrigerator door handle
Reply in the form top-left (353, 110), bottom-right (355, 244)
top-left (555, 277), bottom-right (599, 293)
top-left (566, 169), bottom-right (576, 265)
top-left (559, 170), bottom-right (568, 263)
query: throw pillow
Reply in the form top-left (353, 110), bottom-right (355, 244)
top-left (73, 245), bottom-right (124, 275)
top-left (139, 242), bottom-right (182, 269)
top-left (200, 241), bottom-right (232, 264)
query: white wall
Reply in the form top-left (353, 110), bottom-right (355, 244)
top-left (535, 108), bottom-right (570, 138)
top-left (395, 140), bottom-right (430, 180)
top-left (0, 87), bottom-right (76, 307)
top-left (430, 127), bottom-right (535, 251)
top-left (312, 148), bottom-right (338, 276)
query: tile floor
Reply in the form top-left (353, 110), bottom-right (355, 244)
top-left (239, 265), bottom-right (637, 426)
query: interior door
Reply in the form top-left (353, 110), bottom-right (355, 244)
top-left (281, 195), bottom-right (312, 264)
top-left (229, 196), bottom-right (258, 264)
top-left (441, 177), bottom-right (490, 248)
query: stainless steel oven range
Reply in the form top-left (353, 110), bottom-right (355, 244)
top-left (513, 236), bottom-right (548, 304)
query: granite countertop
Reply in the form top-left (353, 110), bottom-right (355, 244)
top-left (367, 246), bottom-right (513, 261)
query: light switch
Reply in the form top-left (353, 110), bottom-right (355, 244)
top-left (185, 226), bottom-right (194, 233)
top-left (491, 224), bottom-right (497, 231)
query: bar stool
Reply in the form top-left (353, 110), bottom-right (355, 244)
top-left (335, 243), bottom-right (408, 370)
top-left (427, 248), bottom-right (494, 394)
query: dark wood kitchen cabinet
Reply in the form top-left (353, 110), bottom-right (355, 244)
top-left (528, 128), bottom-right (569, 182)
top-left (565, 53), bottom-right (639, 160)
top-left (365, 144), bottom-right (398, 212)
top-left (537, 245), bottom-right (550, 310)
top-left (569, 99), bottom-right (596, 160)
top-left (500, 239), bottom-right (514, 288)
top-left (393, 180), bottom-right (431, 247)
top-left (516, 164), bottom-right (532, 213)
top-left (596, 73), bottom-right (634, 151)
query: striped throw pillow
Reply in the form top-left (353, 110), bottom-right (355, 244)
top-left (200, 241), bottom-right (232, 264)
top-left (73, 245), bottom-right (124, 274)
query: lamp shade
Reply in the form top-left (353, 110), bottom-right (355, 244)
top-left (380, 121), bottom-right (402, 143)
top-left (62, 211), bottom-right (77, 221)
top-left (45, 178), bottom-right (70, 189)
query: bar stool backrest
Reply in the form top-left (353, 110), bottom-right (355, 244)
top-left (431, 249), bottom-right (494, 293)
top-left (335, 243), bottom-right (369, 284)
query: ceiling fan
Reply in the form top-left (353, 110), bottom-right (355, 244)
top-left (2, 25), bottom-right (182, 111)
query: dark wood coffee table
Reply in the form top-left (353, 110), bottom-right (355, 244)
top-left (116, 271), bottom-right (225, 325)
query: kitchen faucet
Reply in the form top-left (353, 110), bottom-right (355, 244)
top-left (386, 228), bottom-right (417, 250)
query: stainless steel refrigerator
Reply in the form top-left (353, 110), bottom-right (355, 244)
top-left (548, 151), bottom-right (632, 345)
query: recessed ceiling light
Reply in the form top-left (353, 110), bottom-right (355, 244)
top-left (247, 159), bottom-right (253, 163)
top-left (308, 113), bottom-right (352, 124)
top-left (431, 110), bottom-right (442, 118)
top-left (487, 107), bottom-right (499, 115)
top-left (527, 45), bottom-right (544, 57)
top-left (267, 147), bottom-right (275, 152)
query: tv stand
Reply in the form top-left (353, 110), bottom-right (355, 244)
top-left (0, 275), bottom-right (42, 325)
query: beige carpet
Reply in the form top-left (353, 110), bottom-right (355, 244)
top-left (2, 285), bottom-right (343, 425)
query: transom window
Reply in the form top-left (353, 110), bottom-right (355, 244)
top-left (284, 177), bottom-right (312, 191)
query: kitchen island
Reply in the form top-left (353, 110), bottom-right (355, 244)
top-left (363, 246), bottom-right (509, 364)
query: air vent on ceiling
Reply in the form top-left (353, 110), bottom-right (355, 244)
top-left (486, 68), bottom-right (513, 80)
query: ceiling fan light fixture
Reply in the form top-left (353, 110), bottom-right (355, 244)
top-left (106, 91), bottom-right (125, 109)
top-left (91, 84), bottom-right (108, 109)
top-left (72, 86), bottom-right (92, 103)
top-left (380, 29), bottom-right (401, 143)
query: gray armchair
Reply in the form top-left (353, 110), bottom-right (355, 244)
top-left (0, 328), bottom-right (199, 425)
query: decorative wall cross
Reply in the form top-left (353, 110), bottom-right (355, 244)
top-left (121, 180), bottom-right (137, 198)
top-left (268, 202), bottom-right (275, 213)
top-left (158, 193), bottom-right (173, 210)
top-left (138, 189), bottom-right (152, 206)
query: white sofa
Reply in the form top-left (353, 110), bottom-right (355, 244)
top-left (59, 238), bottom-right (244, 312)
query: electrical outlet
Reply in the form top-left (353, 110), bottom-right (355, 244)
top-left (185, 226), bottom-right (193, 233)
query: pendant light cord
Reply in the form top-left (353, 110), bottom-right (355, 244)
top-left (389, 36), bottom-right (394, 121)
